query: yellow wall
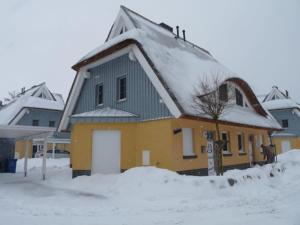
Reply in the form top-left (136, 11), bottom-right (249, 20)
top-left (71, 118), bottom-right (270, 173)
top-left (171, 119), bottom-right (269, 172)
top-left (272, 136), bottom-right (300, 153)
top-left (15, 140), bottom-right (33, 159)
top-left (15, 140), bottom-right (70, 159)
top-left (71, 120), bottom-right (173, 171)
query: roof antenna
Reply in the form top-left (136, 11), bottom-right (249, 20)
top-left (176, 26), bottom-right (179, 38)
top-left (182, 30), bottom-right (186, 41)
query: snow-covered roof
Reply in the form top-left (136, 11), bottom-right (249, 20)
top-left (61, 6), bottom-right (281, 130)
top-left (220, 105), bottom-right (280, 129)
top-left (272, 132), bottom-right (297, 137)
top-left (261, 86), bottom-right (300, 111)
top-left (262, 98), bottom-right (300, 111)
top-left (0, 83), bottom-right (64, 125)
top-left (0, 125), bottom-right (56, 139)
top-left (72, 107), bottom-right (138, 118)
top-left (262, 86), bottom-right (288, 102)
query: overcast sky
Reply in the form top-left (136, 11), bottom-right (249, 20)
top-left (0, 0), bottom-right (299, 103)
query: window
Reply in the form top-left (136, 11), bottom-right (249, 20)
top-left (221, 132), bottom-right (230, 152)
top-left (257, 134), bottom-right (263, 152)
top-left (49, 121), bottom-right (55, 127)
top-left (117, 76), bottom-right (127, 101)
top-left (282, 119), bottom-right (288, 128)
top-left (95, 83), bottom-right (104, 105)
top-left (219, 84), bottom-right (228, 102)
top-left (237, 133), bottom-right (244, 152)
top-left (182, 128), bottom-right (195, 156)
top-left (32, 120), bottom-right (39, 126)
top-left (235, 88), bottom-right (244, 106)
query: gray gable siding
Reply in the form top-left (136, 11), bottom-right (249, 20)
top-left (72, 53), bottom-right (172, 121)
top-left (17, 108), bottom-right (62, 127)
top-left (270, 109), bottom-right (300, 136)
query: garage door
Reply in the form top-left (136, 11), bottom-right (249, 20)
top-left (92, 130), bottom-right (121, 174)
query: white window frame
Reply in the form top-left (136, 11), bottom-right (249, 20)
top-left (117, 75), bottom-right (127, 102)
top-left (96, 83), bottom-right (104, 106)
top-left (142, 150), bottom-right (150, 166)
top-left (182, 128), bottom-right (195, 156)
top-left (237, 133), bottom-right (245, 153)
top-left (221, 131), bottom-right (230, 153)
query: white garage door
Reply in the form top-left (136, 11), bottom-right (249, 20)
top-left (92, 130), bottom-right (121, 174)
top-left (281, 140), bottom-right (291, 153)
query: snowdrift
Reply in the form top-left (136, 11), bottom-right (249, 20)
top-left (21, 149), bottom-right (299, 200)
top-left (16, 158), bottom-right (70, 172)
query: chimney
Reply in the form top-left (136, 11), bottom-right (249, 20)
top-left (182, 30), bottom-right (186, 41)
top-left (176, 26), bottom-right (179, 38)
top-left (285, 90), bottom-right (289, 97)
top-left (0, 100), bottom-right (2, 108)
top-left (21, 87), bottom-right (25, 94)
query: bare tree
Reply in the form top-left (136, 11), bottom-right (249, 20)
top-left (193, 74), bottom-right (234, 175)
top-left (3, 91), bottom-right (18, 104)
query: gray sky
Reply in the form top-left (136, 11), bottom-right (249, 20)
top-left (0, 0), bottom-right (299, 103)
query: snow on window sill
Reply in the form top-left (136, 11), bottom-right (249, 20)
top-left (238, 151), bottom-right (247, 156)
top-left (117, 98), bottom-right (127, 103)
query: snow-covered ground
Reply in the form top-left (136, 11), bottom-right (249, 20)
top-left (1, 151), bottom-right (300, 225)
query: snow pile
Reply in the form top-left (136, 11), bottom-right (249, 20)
top-left (44, 150), bottom-right (300, 200)
top-left (1, 151), bottom-right (300, 225)
top-left (225, 150), bottom-right (300, 182)
top-left (16, 157), bottom-right (70, 172)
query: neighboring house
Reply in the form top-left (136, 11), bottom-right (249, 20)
top-left (261, 86), bottom-right (300, 152)
top-left (0, 82), bottom-right (67, 164)
top-left (58, 6), bottom-right (281, 177)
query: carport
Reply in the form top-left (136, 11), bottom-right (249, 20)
top-left (0, 125), bottom-right (70, 180)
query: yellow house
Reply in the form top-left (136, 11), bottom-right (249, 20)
top-left (58, 6), bottom-right (281, 177)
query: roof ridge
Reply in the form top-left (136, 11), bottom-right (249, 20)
top-left (121, 5), bottom-right (162, 30)
top-left (120, 5), bottom-right (212, 56)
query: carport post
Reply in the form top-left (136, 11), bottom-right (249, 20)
top-left (24, 139), bottom-right (29, 177)
top-left (42, 137), bottom-right (48, 180)
top-left (52, 142), bottom-right (56, 159)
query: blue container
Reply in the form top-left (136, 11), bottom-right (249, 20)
top-left (6, 159), bottom-right (17, 173)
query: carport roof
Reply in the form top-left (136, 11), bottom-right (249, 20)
top-left (0, 125), bottom-right (56, 139)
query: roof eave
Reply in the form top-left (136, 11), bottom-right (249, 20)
top-left (72, 39), bottom-right (138, 71)
top-left (181, 114), bottom-right (282, 131)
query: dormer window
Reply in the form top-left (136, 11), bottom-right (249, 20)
top-left (235, 88), bottom-right (243, 106)
top-left (39, 93), bottom-right (46, 99)
top-left (282, 119), bottom-right (288, 128)
top-left (219, 84), bottom-right (228, 102)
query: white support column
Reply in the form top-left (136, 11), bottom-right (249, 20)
top-left (42, 138), bottom-right (48, 180)
top-left (24, 139), bottom-right (29, 177)
top-left (52, 142), bottom-right (56, 159)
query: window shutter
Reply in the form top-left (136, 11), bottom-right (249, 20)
top-left (182, 128), bottom-right (194, 156)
